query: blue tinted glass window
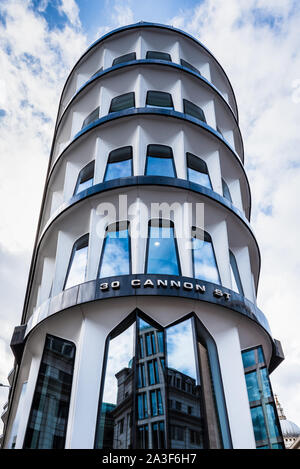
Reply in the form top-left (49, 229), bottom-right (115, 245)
top-left (157, 390), bottom-right (163, 415)
top-left (245, 372), bottom-right (260, 402)
top-left (146, 334), bottom-right (153, 356)
top-left (157, 331), bottom-right (164, 353)
top-left (146, 221), bottom-right (180, 275)
top-left (151, 391), bottom-right (158, 416)
top-left (65, 234), bottom-right (89, 289)
top-left (145, 144), bottom-right (175, 177)
top-left (154, 360), bottom-right (159, 383)
top-left (74, 161), bottom-right (94, 195)
top-left (148, 361), bottom-right (155, 385)
top-left (23, 335), bottom-right (75, 449)
top-left (260, 368), bottom-right (271, 398)
top-left (272, 443), bottom-right (284, 449)
top-left (139, 337), bottom-right (144, 358)
top-left (266, 404), bottom-right (280, 439)
top-left (187, 153), bottom-right (211, 188)
top-left (242, 349), bottom-right (256, 368)
top-left (192, 229), bottom-right (220, 283)
top-left (99, 223), bottom-right (130, 277)
top-left (146, 91), bottom-right (173, 109)
top-left (251, 406), bottom-right (267, 442)
top-left (104, 146), bottom-right (133, 181)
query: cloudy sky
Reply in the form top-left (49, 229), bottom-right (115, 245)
top-left (0, 0), bottom-right (300, 436)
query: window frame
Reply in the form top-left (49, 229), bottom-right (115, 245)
top-left (73, 160), bottom-right (95, 195)
top-left (64, 233), bottom-right (89, 290)
top-left (183, 99), bottom-right (206, 123)
top-left (109, 92), bottom-right (135, 113)
top-left (144, 144), bottom-right (177, 178)
top-left (145, 218), bottom-right (182, 276)
top-left (97, 220), bottom-right (132, 279)
top-left (186, 152), bottom-right (212, 188)
top-left (103, 146), bottom-right (133, 182)
top-left (191, 227), bottom-right (221, 285)
top-left (146, 90), bottom-right (174, 109)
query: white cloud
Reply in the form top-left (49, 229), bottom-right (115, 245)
top-left (58, 0), bottom-right (81, 28)
top-left (169, 0), bottom-right (300, 426)
top-left (0, 0), bottom-right (88, 433)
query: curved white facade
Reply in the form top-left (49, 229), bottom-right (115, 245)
top-left (1, 23), bottom-right (284, 450)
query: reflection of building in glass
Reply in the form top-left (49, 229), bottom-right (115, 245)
top-left (2, 23), bottom-right (284, 449)
top-left (275, 396), bottom-right (300, 449)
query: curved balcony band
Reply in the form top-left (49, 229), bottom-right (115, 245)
top-left (54, 59), bottom-right (243, 158)
top-left (48, 107), bottom-right (250, 212)
top-left (10, 275), bottom-right (283, 374)
top-left (56, 22), bottom-right (239, 123)
top-left (38, 176), bottom-right (260, 280)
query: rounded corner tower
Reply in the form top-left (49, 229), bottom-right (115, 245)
top-left (1, 22), bottom-right (285, 450)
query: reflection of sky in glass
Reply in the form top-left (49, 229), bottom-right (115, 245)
top-left (147, 226), bottom-right (179, 275)
top-left (75, 177), bottom-right (93, 194)
top-left (187, 167), bottom-right (211, 188)
top-left (166, 318), bottom-right (197, 380)
top-left (104, 159), bottom-right (132, 181)
top-left (102, 324), bottom-right (134, 404)
top-left (192, 237), bottom-right (220, 283)
top-left (251, 406), bottom-right (267, 441)
top-left (99, 228), bottom-right (130, 277)
top-left (242, 349), bottom-right (256, 368)
top-left (245, 371), bottom-right (260, 402)
top-left (145, 156), bottom-right (175, 177)
top-left (260, 368), bottom-right (271, 398)
top-left (266, 404), bottom-right (280, 438)
top-left (139, 317), bottom-right (152, 330)
top-left (65, 245), bottom-right (88, 289)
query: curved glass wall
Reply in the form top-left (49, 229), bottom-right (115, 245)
top-left (145, 144), bottom-right (176, 177)
top-left (23, 335), bottom-right (75, 449)
top-left (145, 219), bottom-right (180, 276)
top-left (64, 234), bottom-right (89, 290)
top-left (94, 312), bottom-right (226, 449)
top-left (104, 146), bottom-right (133, 181)
top-left (191, 228), bottom-right (220, 284)
top-left (242, 346), bottom-right (284, 449)
top-left (186, 152), bottom-right (212, 188)
top-left (98, 221), bottom-right (131, 278)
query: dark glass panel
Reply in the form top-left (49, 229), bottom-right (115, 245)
top-left (99, 222), bottom-right (130, 278)
top-left (109, 92), bottom-right (135, 113)
top-left (137, 424), bottom-right (149, 449)
top-left (222, 178), bottom-right (232, 203)
top-left (112, 52), bottom-right (136, 66)
top-left (245, 371), bottom-right (260, 402)
top-left (82, 106), bottom-right (99, 129)
top-left (74, 160), bottom-right (95, 195)
top-left (146, 51), bottom-right (171, 61)
top-left (229, 250), bottom-right (244, 295)
top-left (183, 99), bottom-right (206, 123)
top-left (180, 59), bottom-right (200, 75)
top-left (192, 228), bottom-right (220, 284)
top-left (104, 146), bottom-right (133, 181)
top-left (146, 220), bottom-right (180, 275)
top-left (64, 234), bottom-right (89, 289)
top-left (187, 152), bottom-right (211, 188)
top-left (23, 335), bottom-right (75, 449)
top-left (146, 91), bottom-right (174, 109)
top-left (157, 331), bottom-right (164, 353)
top-left (145, 144), bottom-right (176, 177)
top-left (250, 406), bottom-right (267, 442)
top-left (152, 421), bottom-right (165, 449)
